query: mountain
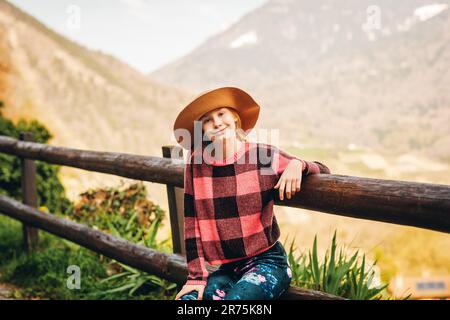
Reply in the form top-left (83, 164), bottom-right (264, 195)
top-left (151, 0), bottom-right (450, 162)
top-left (0, 0), bottom-right (195, 214)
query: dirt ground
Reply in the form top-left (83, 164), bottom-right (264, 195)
top-left (0, 282), bottom-right (19, 300)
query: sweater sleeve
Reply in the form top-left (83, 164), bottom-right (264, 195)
top-left (183, 153), bottom-right (209, 286)
top-left (275, 146), bottom-right (331, 177)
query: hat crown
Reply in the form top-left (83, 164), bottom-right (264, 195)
top-left (173, 87), bottom-right (260, 150)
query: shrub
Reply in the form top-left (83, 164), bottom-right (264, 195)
top-left (63, 181), bottom-right (175, 298)
top-left (0, 101), bottom-right (72, 215)
top-left (284, 231), bottom-right (394, 300)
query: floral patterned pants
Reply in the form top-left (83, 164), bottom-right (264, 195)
top-left (179, 241), bottom-right (292, 300)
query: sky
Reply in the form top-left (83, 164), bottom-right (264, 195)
top-left (8, 0), bottom-right (268, 73)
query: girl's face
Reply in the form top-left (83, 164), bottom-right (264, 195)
top-left (199, 107), bottom-right (238, 142)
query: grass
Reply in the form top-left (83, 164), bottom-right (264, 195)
top-left (0, 213), bottom-right (177, 300)
top-left (0, 182), bottom-right (180, 300)
top-left (1, 211), bottom-right (397, 300)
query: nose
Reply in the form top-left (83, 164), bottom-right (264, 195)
top-left (212, 115), bottom-right (223, 128)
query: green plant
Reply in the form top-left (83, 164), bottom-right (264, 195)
top-left (66, 182), bottom-right (170, 249)
top-left (0, 213), bottom-right (176, 300)
top-left (0, 101), bottom-right (72, 215)
top-left (284, 231), bottom-right (392, 300)
top-left (96, 262), bottom-right (176, 298)
top-left (0, 180), bottom-right (176, 299)
top-left (0, 217), bottom-right (109, 300)
top-left (64, 182), bottom-right (175, 298)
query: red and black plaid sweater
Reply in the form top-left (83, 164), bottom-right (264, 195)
top-left (183, 141), bottom-right (331, 285)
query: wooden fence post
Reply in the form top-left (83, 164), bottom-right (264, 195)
top-left (19, 132), bottom-right (39, 253)
top-left (162, 146), bottom-right (185, 256)
top-left (162, 145), bottom-right (186, 292)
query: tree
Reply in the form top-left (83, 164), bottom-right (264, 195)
top-left (0, 101), bottom-right (73, 215)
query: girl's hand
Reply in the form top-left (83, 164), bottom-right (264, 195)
top-left (175, 284), bottom-right (206, 300)
top-left (274, 159), bottom-right (303, 200)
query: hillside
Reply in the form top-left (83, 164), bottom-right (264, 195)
top-left (0, 0), bottom-right (195, 211)
top-left (151, 0), bottom-right (450, 162)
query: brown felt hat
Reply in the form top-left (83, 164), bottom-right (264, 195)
top-left (173, 87), bottom-right (260, 150)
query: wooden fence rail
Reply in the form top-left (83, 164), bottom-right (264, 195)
top-left (0, 133), bottom-right (449, 300)
top-left (1, 135), bottom-right (449, 234)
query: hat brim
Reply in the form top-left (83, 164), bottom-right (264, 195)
top-left (173, 87), bottom-right (260, 150)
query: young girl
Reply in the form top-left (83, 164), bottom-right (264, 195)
top-left (172, 87), bottom-right (330, 300)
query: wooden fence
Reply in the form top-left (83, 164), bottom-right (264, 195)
top-left (0, 133), bottom-right (449, 300)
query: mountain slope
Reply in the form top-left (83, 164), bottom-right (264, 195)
top-left (0, 0), bottom-right (195, 210)
top-left (151, 0), bottom-right (450, 161)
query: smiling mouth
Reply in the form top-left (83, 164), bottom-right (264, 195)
top-left (213, 127), bottom-right (227, 134)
